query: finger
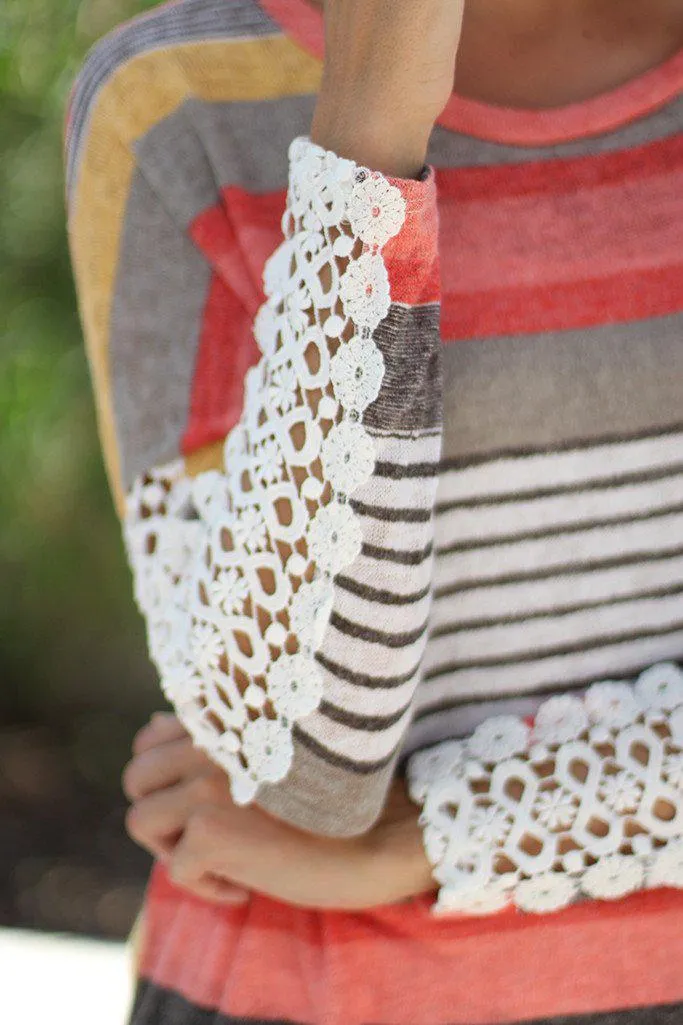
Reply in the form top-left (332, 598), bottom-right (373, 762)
top-left (175, 873), bottom-right (251, 906)
top-left (132, 712), bottom-right (188, 755)
top-left (125, 778), bottom-right (211, 858)
top-left (122, 737), bottom-right (212, 801)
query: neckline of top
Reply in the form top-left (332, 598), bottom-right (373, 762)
top-left (258, 0), bottom-right (683, 146)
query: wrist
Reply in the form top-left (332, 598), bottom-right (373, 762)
top-left (310, 104), bottom-right (431, 180)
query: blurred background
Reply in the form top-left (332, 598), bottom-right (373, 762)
top-left (1, 0), bottom-right (165, 944)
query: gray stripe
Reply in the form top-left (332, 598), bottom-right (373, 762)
top-left (110, 169), bottom-right (211, 487)
top-left (66, 0), bottom-right (279, 195)
top-left (130, 978), bottom-right (683, 1025)
top-left (441, 313), bottom-right (683, 462)
top-left (365, 303), bottom-right (442, 434)
top-left (428, 91), bottom-right (683, 168)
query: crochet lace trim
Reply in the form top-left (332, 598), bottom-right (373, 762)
top-left (122, 135), bottom-right (407, 804)
top-left (407, 661), bottom-right (683, 915)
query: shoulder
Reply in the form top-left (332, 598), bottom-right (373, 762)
top-left (65, 0), bottom-right (279, 190)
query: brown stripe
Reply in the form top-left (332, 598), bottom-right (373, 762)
top-left (315, 651), bottom-right (421, 690)
top-left (329, 611), bottom-right (430, 648)
top-left (362, 541), bottom-right (434, 566)
top-left (335, 575), bottom-right (432, 606)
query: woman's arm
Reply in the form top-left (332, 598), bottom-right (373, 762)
top-left (106, 0), bottom-right (466, 839)
top-left (123, 711), bottom-right (435, 910)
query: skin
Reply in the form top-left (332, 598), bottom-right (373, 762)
top-left (124, 713), bottom-right (435, 908)
top-left (123, 0), bottom-right (683, 907)
top-left (306, 0), bottom-right (683, 108)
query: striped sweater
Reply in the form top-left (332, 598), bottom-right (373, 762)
top-left (64, 1), bottom-right (683, 1021)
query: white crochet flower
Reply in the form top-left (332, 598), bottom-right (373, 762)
top-left (289, 579), bottom-right (334, 650)
top-left (210, 569), bottom-right (249, 615)
top-left (347, 174), bottom-right (406, 248)
top-left (330, 336), bottom-right (385, 411)
top-left (581, 854), bottom-right (644, 900)
top-left (468, 715), bottom-right (530, 763)
top-left (339, 252), bottom-right (391, 329)
top-left (268, 363), bottom-right (298, 413)
top-left (241, 718), bottom-right (294, 784)
top-left (266, 653), bottom-right (324, 719)
top-left (231, 504), bottom-right (268, 552)
top-left (515, 872), bottom-right (577, 914)
top-left (435, 878), bottom-right (513, 916)
top-left (190, 621), bottom-right (224, 672)
top-left (584, 680), bottom-right (642, 730)
top-left (635, 662), bottom-right (683, 713)
top-left (468, 803), bottom-right (511, 845)
top-left (647, 840), bottom-right (683, 889)
top-left (253, 437), bottom-right (284, 485)
top-left (599, 771), bottom-right (643, 814)
top-left (532, 694), bottom-right (589, 746)
top-left (407, 740), bottom-right (467, 801)
top-left (321, 420), bottom-right (376, 493)
top-left (534, 787), bottom-right (578, 830)
top-left (308, 501), bottom-right (363, 575)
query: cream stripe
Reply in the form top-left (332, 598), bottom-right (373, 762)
top-left (358, 512), bottom-right (433, 554)
top-left (343, 550), bottom-right (435, 598)
top-left (299, 707), bottom-right (412, 762)
top-left (424, 591), bottom-right (683, 673)
top-left (323, 621), bottom-right (429, 679)
top-left (434, 471), bottom-right (683, 549)
top-left (319, 663), bottom-right (420, 717)
top-left (431, 554), bottom-right (683, 630)
top-left (333, 585), bottom-right (433, 635)
top-left (434, 511), bottom-right (683, 590)
top-left (419, 632), bottom-right (683, 707)
top-left (370, 431), bottom-right (442, 467)
top-left (436, 432), bottom-right (683, 506)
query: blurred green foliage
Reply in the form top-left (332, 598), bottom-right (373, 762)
top-left (1, 0), bottom-right (161, 724)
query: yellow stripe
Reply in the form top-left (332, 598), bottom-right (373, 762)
top-left (68, 35), bottom-right (322, 517)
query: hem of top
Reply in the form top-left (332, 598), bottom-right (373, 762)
top-left (257, 0), bottom-right (683, 146)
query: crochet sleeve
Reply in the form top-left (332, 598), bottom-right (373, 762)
top-left (123, 136), bottom-right (443, 835)
top-left (406, 661), bottom-right (683, 916)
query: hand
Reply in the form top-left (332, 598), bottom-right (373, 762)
top-left (123, 713), bottom-right (436, 910)
top-left (311, 0), bottom-right (466, 177)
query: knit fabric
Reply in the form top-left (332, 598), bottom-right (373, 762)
top-left (63, 0), bottom-right (683, 1022)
